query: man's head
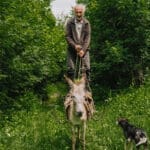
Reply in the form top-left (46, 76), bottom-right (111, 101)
top-left (74, 4), bottom-right (86, 21)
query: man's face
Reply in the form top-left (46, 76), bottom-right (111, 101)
top-left (75, 7), bottom-right (84, 20)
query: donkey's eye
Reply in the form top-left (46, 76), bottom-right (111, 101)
top-left (71, 96), bottom-right (75, 99)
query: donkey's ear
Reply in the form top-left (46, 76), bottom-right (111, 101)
top-left (64, 75), bottom-right (74, 86)
top-left (80, 73), bottom-right (86, 83)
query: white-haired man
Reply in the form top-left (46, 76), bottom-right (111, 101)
top-left (65, 4), bottom-right (91, 91)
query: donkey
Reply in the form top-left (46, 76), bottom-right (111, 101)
top-left (64, 75), bottom-right (94, 150)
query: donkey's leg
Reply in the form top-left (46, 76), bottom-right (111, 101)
top-left (129, 142), bottom-right (133, 150)
top-left (75, 126), bottom-right (80, 149)
top-left (77, 126), bottom-right (80, 140)
top-left (82, 122), bottom-right (86, 150)
top-left (72, 126), bottom-right (76, 150)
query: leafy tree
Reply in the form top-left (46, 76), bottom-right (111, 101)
top-left (78, 0), bottom-right (89, 3)
top-left (86, 0), bottom-right (149, 87)
top-left (0, 0), bottom-right (67, 109)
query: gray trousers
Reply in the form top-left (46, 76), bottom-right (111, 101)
top-left (67, 50), bottom-right (90, 79)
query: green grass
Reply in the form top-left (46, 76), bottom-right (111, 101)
top-left (0, 83), bottom-right (150, 150)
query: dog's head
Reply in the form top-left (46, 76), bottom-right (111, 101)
top-left (117, 118), bottom-right (129, 128)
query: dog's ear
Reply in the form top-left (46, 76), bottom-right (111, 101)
top-left (118, 118), bottom-right (128, 121)
top-left (117, 118), bottom-right (121, 125)
top-left (117, 118), bottom-right (122, 123)
top-left (117, 118), bottom-right (128, 124)
top-left (122, 118), bottom-right (128, 122)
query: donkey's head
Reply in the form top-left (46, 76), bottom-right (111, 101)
top-left (64, 75), bottom-right (87, 121)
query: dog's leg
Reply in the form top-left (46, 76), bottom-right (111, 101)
top-left (127, 138), bottom-right (133, 150)
top-left (125, 141), bottom-right (131, 150)
top-left (130, 142), bottom-right (133, 150)
top-left (72, 126), bottom-right (76, 150)
top-left (124, 141), bottom-right (127, 150)
top-left (125, 141), bottom-right (133, 150)
top-left (136, 145), bottom-right (140, 150)
top-left (143, 142), bottom-right (148, 150)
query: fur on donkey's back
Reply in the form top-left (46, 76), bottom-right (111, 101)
top-left (64, 75), bottom-right (95, 150)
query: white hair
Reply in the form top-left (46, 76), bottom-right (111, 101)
top-left (74, 4), bottom-right (86, 13)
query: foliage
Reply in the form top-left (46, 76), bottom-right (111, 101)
top-left (0, 2), bottom-right (150, 149)
top-left (77, 0), bottom-right (89, 4)
top-left (0, 81), bottom-right (150, 150)
top-left (87, 0), bottom-right (149, 87)
top-left (0, 0), bottom-right (67, 109)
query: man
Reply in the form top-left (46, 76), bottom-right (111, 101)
top-left (65, 4), bottom-right (91, 86)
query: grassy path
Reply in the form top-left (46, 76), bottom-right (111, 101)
top-left (0, 84), bottom-right (150, 150)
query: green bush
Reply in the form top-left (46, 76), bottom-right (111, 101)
top-left (87, 0), bottom-right (149, 87)
top-left (0, 0), bottom-right (67, 109)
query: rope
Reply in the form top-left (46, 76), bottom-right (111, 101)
top-left (74, 55), bottom-right (79, 79)
top-left (78, 58), bottom-right (82, 78)
top-left (74, 55), bottom-right (82, 79)
top-left (74, 54), bottom-right (92, 92)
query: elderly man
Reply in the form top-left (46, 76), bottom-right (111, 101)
top-left (65, 4), bottom-right (91, 89)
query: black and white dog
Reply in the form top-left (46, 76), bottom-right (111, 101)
top-left (117, 118), bottom-right (148, 150)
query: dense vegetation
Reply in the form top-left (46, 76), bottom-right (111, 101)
top-left (86, 0), bottom-right (149, 87)
top-left (0, 0), bottom-right (67, 110)
top-left (0, 81), bottom-right (150, 149)
top-left (0, 0), bottom-right (149, 149)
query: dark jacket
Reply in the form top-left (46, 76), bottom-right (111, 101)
top-left (65, 17), bottom-right (91, 54)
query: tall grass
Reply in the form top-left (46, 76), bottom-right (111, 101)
top-left (0, 82), bottom-right (150, 150)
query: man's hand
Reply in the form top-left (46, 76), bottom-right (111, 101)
top-left (78, 50), bottom-right (84, 57)
top-left (75, 45), bottom-right (82, 52)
